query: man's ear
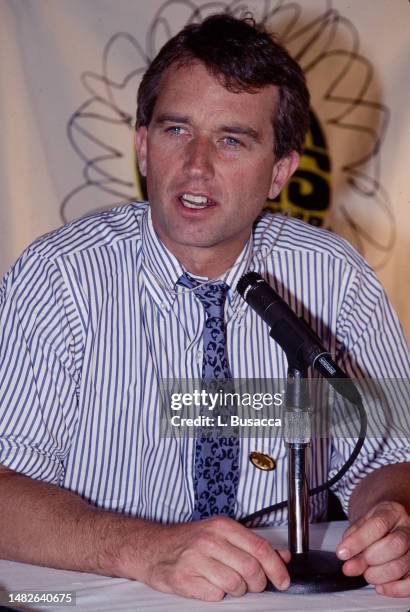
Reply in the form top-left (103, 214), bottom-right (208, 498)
top-left (134, 127), bottom-right (148, 177)
top-left (268, 151), bottom-right (300, 200)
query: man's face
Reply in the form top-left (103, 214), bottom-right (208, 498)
top-left (135, 61), bottom-right (298, 271)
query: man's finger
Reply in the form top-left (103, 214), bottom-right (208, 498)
top-left (342, 554), bottom-right (368, 577)
top-left (337, 511), bottom-right (397, 560)
top-left (253, 541), bottom-right (290, 590)
top-left (359, 528), bottom-right (410, 566)
top-left (257, 546), bottom-right (291, 591)
top-left (342, 517), bottom-right (365, 540)
top-left (376, 573), bottom-right (410, 598)
top-left (203, 537), bottom-right (267, 593)
top-left (277, 548), bottom-right (292, 564)
top-left (199, 557), bottom-right (248, 597)
top-left (364, 551), bottom-right (410, 586)
top-left (179, 575), bottom-right (225, 602)
top-left (223, 522), bottom-right (290, 590)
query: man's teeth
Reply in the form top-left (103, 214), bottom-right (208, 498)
top-left (180, 194), bottom-right (209, 209)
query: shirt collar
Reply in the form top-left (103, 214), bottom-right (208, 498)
top-left (218, 238), bottom-right (253, 312)
top-left (141, 207), bottom-right (185, 311)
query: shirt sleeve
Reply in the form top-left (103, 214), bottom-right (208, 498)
top-left (328, 259), bottom-right (410, 514)
top-left (0, 248), bottom-right (83, 484)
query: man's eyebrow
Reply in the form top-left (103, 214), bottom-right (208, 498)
top-left (219, 124), bottom-right (261, 141)
top-left (154, 113), bottom-right (191, 125)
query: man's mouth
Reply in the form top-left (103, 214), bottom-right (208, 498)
top-left (179, 193), bottom-right (214, 209)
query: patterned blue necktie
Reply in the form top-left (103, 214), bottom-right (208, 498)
top-left (178, 273), bottom-right (240, 519)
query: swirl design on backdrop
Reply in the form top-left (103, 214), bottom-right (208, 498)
top-left (60, 0), bottom-right (395, 269)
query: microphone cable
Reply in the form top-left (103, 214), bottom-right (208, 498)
top-left (239, 398), bottom-right (367, 525)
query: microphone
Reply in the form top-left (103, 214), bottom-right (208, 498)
top-left (236, 272), bottom-right (362, 406)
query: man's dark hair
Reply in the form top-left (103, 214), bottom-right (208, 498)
top-left (136, 13), bottom-right (310, 160)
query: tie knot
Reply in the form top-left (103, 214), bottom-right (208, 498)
top-left (177, 273), bottom-right (229, 318)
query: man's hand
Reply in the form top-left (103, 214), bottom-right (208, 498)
top-left (336, 501), bottom-right (410, 597)
top-left (128, 516), bottom-right (290, 601)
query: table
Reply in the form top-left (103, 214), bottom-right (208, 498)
top-left (1, 522), bottom-right (409, 611)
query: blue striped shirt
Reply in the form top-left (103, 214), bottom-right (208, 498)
top-left (0, 202), bottom-right (409, 525)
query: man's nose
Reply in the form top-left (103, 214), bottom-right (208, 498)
top-left (183, 137), bottom-right (215, 179)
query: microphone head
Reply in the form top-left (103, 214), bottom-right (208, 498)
top-left (236, 272), bottom-right (263, 297)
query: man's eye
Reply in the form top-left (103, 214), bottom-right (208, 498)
top-left (165, 126), bottom-right (185, 135)
top-left (223, 136), bottom-right (241, 147)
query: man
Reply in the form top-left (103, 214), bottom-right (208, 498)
top-left (0, 14), bottom-right (409, 601)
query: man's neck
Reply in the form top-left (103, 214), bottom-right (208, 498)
top-left (177, 253), bottom-right (234, 280)
top-left (168, 241), bottom-right (248, 280)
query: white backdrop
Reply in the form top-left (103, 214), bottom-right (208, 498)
top-left (1, 0), bottom-right (409, 336)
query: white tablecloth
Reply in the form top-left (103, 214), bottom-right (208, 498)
top-left (1, 521), bottom-right (409, 611)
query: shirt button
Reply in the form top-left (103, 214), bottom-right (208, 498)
top-left (196, 350), bottom-right (203, 362)
top-left (160, 301), bottom-right (167, 309)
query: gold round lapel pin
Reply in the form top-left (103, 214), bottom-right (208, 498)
top-left (249, 451), bottom-right (276, 471)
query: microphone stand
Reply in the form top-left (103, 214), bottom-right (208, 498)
top-left (265, 364), bottom-right (367, 593)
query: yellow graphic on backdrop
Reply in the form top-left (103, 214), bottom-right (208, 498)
top-left (265, 111), bottom-right (331, 226)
